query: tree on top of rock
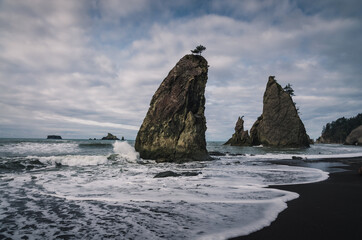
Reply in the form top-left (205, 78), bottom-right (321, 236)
top-left (284, 83), bottom-right (295, 96)
top-left (191, 45), bottom-right (206, 55)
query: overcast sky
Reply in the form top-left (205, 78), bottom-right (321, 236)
top-left (0, 0), bottom-right (361, 141)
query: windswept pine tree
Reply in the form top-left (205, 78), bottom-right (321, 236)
top-left (284, 83), bottom-right (295, 96)
top-left (191, 45), bottom-right (206, 55)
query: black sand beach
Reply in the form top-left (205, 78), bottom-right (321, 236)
top-left (231, 157), bottom-right (362, 240)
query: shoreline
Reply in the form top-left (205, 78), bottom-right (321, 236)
top-left (230, 156), bottom-right (362, 240)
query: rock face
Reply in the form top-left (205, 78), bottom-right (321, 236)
top-left (47, 135), bottom-right (62, 139)
top-left (345, 125), bottom-right (362, 146)
top-left (224, 117), bottom-right (251, 146)
top-left (249, 76), bottom-right (310, 147)
top-left (135, 54), bottom-right (210, 162)
top-left (101, 133), bottom-right (120, 140)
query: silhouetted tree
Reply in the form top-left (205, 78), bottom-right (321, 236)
top-left (284, 83), bottom-right (295, 96)
top-left (191, 45), bottom-right (206, 55)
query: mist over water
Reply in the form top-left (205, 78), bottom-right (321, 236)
top-left (0, 139), bottom-right (361, 239)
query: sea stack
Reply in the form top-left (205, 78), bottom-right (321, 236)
top-left (249, 76), bottom-right (310, 147)
top-left (224, 116), bottom-right (251, 146)
top-left (135, 54), bottom-right (210, 162)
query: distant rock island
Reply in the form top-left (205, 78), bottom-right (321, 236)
top-left (317, 113), bottom-right (362, 144)
top-left (224, 116), bottom-right (251, 146)
top-left (101, 133), bottom-right (120, 140)
top-left (345, 125), bottom-right (362, 146)
top-left (47, 135), bottom-right (62, 139)
top-left (225, 76), bottom-right (310, 147)
top-left (135, 54), bottom-right (210, 162)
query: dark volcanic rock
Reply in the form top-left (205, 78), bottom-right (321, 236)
top-left (208, 151), bottom-right (226, 156)
top-left (224, 116), bottom-right (251, 146)
top-left (249, 76), bottom-right (310, 147)
top-left (101, 133), bottom-right (120, 140)
top-left (154, 171), bottom-right (181, 178)
top-left (47, 135), bottom-right (62, 139)
top-left (345, 125), bottom-right (362, 146)
top-left (153, 171), bottom-right (202, 178)
top-left (135, 54), bottom-right (210, 162)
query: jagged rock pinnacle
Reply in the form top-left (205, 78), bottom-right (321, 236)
top-left (135, 54), bottom-right (210, 162)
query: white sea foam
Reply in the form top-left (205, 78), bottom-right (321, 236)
top-left (35, 155), bottom-right (108, 166)
top-left (113, 141), bottom-right (139, 162)
top-left (27, 153), bottom-right (328, 239)
top-left (24, 141), bottom-right (139, 167)
top-left (1, 140), bottom-right (345, 239)
top-left (248, 152), bottom-right (362, 160)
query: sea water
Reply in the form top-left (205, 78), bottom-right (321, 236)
top-left (0, 139), bottom-right (361, 239)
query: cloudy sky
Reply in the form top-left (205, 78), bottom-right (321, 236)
top-left (0, 0), bottom-right (361, 141)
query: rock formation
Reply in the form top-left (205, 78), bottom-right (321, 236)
top-left (47, 135), bottom-right (62, 139)
top-left (135, 54), bottom-right (210, 162)
top-left (345, 125), bottom-right (362, 146)
top-left (224, 116), bottom-right (251, 146)
top-left (249, 76), bottom-right (310, 147)
top-left (153, 171), bottom-right (202, 178)
top-left (101, 133), bottom-right (120, 140)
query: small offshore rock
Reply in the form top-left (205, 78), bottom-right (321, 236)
top-left (208, 151), bottom-right (226, 156)
top-left (153, 171), bottom-right (202, 178)
top-left (182, 171), bottom-right (202, 177)
top-left (292, 156), bottom-right (303, 160)
top-left (47, 135), bottom-right (62, 139)
top-left (102, 133), bottom-right (120, 140)
top-left (107, 154), bottom-right (118, 161)
top-left (226, 153), bottom-right (246, 156)
top-left (154, 171), bottom-right (181, 178)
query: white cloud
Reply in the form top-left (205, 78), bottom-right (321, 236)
top-left (34, 112), bottom-right (139, 131)
top-left (0, 0), bottom-right (361, 141)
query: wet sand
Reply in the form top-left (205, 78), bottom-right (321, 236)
top-left (231, 157), bottom-right (362, 240)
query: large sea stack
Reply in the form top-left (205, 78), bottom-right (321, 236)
top-left (224, 116), bottom-right (251, 146)
top-left (135, 54), bottom-right (210, 162)
top-left (250, 76), bottom-right (310, 147)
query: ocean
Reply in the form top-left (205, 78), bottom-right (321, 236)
top-left (1, 138), bottom-right (361, 239)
